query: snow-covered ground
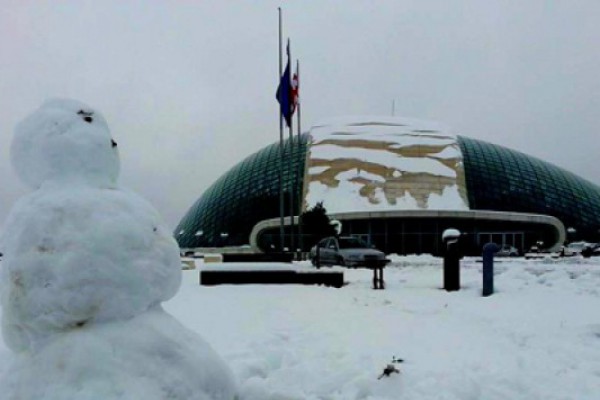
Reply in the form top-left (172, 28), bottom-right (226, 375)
top-left (2, 255), bottom-right (600, 399)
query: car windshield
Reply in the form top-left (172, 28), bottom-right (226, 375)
top-left (338, 237), bottom-right (369, 249)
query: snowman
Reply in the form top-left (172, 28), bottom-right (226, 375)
top-left (0, 99), bottom-right (237, 399)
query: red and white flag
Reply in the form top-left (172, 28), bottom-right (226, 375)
top-left (291, 70), bottom-right (299, 111)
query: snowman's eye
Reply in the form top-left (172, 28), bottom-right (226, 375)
top-left (77, 110), bottom-right (94, 123)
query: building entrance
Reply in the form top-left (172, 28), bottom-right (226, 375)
top-left (477, 232), bottom-right (525, 253)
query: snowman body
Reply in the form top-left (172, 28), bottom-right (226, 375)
top-left (0, 99), bottom-right (236, 399)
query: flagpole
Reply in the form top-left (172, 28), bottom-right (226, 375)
top-left (287, 40), bottom-right (295, 256)
top-left (277, 7), bottom-right (285, 252)
top-left (296, 59), bottom-right (303, 257)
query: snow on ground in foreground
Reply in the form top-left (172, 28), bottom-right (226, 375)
top-left (2, 256), bottom-right (600, 399)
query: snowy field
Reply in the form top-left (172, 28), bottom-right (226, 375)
top-left (2, 255), bottom-right (600, 399)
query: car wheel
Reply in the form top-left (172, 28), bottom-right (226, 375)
top-left (336, 256), bottom-right (345, 267)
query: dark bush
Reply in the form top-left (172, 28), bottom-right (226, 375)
top-left (300, 202), bottom-right (337, 249)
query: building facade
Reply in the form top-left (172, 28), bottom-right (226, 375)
top-left (175, 117), bottom-right (600, 255)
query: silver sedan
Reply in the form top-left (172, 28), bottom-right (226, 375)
top-left (310, 236), bottom-right (388, 267)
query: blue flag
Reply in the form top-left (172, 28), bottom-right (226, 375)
top-left (276, 44), bottom-right (295, 127)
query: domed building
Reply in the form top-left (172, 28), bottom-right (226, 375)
top-left (175, 117), bottom-right (600, 256)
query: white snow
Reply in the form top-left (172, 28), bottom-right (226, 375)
top-left (181, 257), bottom-right (600, 399)
top-left (353, 169), bottom-right (386, 182)
top-left (0, 186), bottom-right (182, 351)
top-left (304, 116), bottom-right (470, 214)
top-left (429, 145), bottom-right (462, 160)
top-left (11, 99), bottom-right (120, 190)
top-left (202, 262), bottom-right (298, 272)
top-left (314, 132), bottom-right (457, 148)
top-left (310, 144), bottom-right (458, 178)
top-left (311, 115), bottom-right (453, 137)
top-left (306, 180), bottom-right (419, 214)
top-left (0, 255), bottom-right (587, 400)
top-left (2, 252), bottom-right (600, 398)
top-left (442, 228), bottom-right (462, 241)
top-left (0, 306), bottom-right (235, 400)
top-left (427, 185), bottom-right (469, 210)
top-left (0, 99), bottom-right (236, 399)
top-left (308, 166), bottom-right (330, 175)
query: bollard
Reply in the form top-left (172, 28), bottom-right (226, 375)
top-left (482, 242), bottom-right (499, 297)
top-left (442, 229), bottom-right (461, 291)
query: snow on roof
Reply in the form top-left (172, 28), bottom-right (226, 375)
top-left (304, 116), bottom-right (470, 214)
top-left (311, 145), bottom-right (458, 178)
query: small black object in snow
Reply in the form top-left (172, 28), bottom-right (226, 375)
top-left (378, 363), bottom-right (400, 379)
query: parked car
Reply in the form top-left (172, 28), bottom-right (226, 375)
top-left (565, 241), bottom-right (594, 255)
top-left (310, 236), bottom-right (388, 267)
top-left (564, 241), bottom-right (600, 258)
top-left (495, 245), bottom-right (519, 257)
top-left (590, 244), bottom-right (600, 257)
top-left (524, 243), bottom-right (552, 259)
top-left (547, 241), bottom-right (598, 258)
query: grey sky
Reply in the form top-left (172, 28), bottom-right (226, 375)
top-left (1, 1), bottom-right (599, 229)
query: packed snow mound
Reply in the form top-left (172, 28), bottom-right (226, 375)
top-left (0, 186), bottom-right (182, 352)
top-left (0, 307), bottom-right (237, 400)
top-left (1, 98), bottom-right (236, 399)
top-left (11, 98), bottom-right (119, 189)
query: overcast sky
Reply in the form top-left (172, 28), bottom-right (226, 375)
top-left (1, 1), bottom-right (599, 229)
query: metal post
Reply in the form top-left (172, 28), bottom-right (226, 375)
top-left (372, 266), bottom-right (385, 290)
top-left (296, 60), bottom-right (303, 258)
top-left (287, 41), bottom-right (295, 256)
top-left (442, 229), bottom-right (461, 291)
top-left (277, 8), bottom-right (285, 252)
top-left (482, 242), bottom-right (499, 297)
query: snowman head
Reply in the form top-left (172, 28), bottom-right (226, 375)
top-left (11, 99), bottom-right (120, 189)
